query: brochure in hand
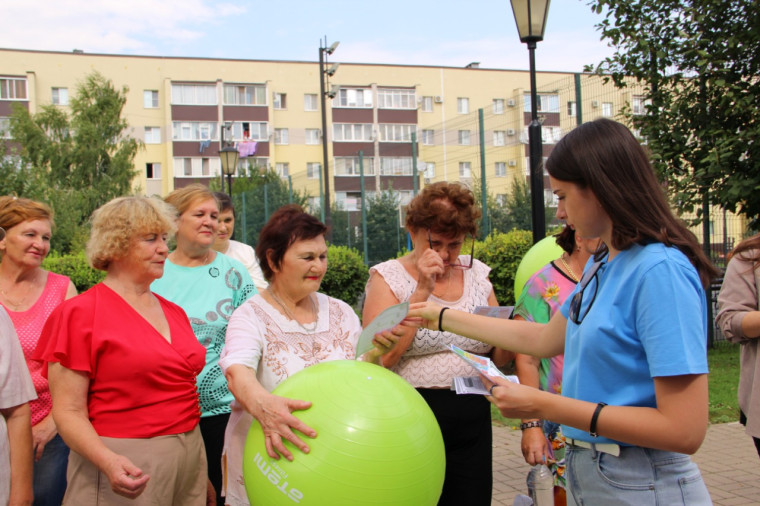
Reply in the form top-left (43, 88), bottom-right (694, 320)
top-left (448, 344), bottom-right (519, 395)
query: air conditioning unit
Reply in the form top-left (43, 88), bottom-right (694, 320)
top-left (507, 98), bottom-right (516, 107)
top-left (434, 95), bottom-right (443, 103)
top-left (592, 100), bottom-right (600, 108)
top-left (424, 177), bottom-right (431, 184)
top-left (508, 160), bottom-right (517, 167)
top-left (506, 128), bottom-right (516, 136)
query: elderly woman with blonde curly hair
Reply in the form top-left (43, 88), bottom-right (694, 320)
top-left (34, 196), bottom-right (212, 505)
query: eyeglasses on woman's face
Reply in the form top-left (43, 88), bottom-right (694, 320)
top-left (427, 230), bottom-right (474, 270)
top-left (568, 260), bottom-right (604, 324)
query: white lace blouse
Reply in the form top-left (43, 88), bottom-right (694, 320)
top-left (368, 257), bottom-right (495, 388)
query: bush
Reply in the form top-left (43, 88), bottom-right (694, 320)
top-left (321, 245), bottom-right (369, 308)
top-left (43, 251), bottom-right (105, 292)
top-left (476, 230), bottom-right (533, 305)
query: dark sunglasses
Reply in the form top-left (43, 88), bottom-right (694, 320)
top-left (568, 260), bottom-right (604, 324)
top-left (427, 230), bottom-right (474, 270)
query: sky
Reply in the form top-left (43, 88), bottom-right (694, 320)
top-left (1, 0), bottom-right (615, 73)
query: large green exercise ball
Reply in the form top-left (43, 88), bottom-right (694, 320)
top-left (514, 236), bottom-right (564, 301)
top-left (243, 360), bottom-right (445, 505)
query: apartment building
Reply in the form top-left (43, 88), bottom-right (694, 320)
top-left (0, 48), bottom-right (638, 211)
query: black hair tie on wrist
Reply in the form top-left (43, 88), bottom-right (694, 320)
top-left (589, 402), bottom-right (607, 437)
top-left (438, 307), bottom-right (450, 332)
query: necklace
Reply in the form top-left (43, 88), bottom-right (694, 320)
top-left (0, 272), bottom-right (39, 311)
top-left (432, 269), bottom-right (453, 298)
top-left (559, 254), bottom-right (580, 283)
top-left (267, 288), bottom-right (318, 332)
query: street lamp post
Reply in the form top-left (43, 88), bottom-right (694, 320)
top-left (319, 38), bottom-right (339, 236)
top-left (219, 146), bottom-right (239, 196)
top-left (510, 0), bottom-right (550, 244)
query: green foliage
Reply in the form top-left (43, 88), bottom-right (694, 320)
top-left (364, 187), bottom-right (403, 265)
top-left (329, 202), bottom-right (359, 250)
top-left (475, 230), bottom-right (533, 305)
top-left (230, 167), bottom-right (310, 248)
top-left (4, 71), bottom-right (140, 253)
top-left (42, 251), bottom-right (105, 292)
top-left (587, 0), bottom-right (760, 227)
top-left (320, 245), bottom-right (369, 308)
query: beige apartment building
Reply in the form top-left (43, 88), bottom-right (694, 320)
top-left (0, 47), bottom-right (649, 213)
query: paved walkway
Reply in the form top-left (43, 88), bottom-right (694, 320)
top-left (491, 422), bottom-right (760, 505)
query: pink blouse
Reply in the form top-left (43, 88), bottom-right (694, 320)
top-left (4, 271), bottom-right (70, 425)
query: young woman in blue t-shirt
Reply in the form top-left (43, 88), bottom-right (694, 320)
top-left (409, 118), bottom-right (718, 505)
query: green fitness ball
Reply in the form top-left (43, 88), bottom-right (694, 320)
top-left (243, 360), bottom-right (445, 505)
top-left (514, 236), bottom-right (564, 301)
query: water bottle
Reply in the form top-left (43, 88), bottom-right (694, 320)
top-left (526, 464), bottom-right (554, 506)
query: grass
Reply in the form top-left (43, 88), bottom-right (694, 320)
top-left (490, 344), bottom-right (741, 427)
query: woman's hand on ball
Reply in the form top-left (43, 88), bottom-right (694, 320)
top-left (255, 393), bottom-right (317, 461)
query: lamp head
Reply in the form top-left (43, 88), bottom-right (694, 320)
top-left (326, 41), bottom-right (340, 54)
top-left (510, 0), bottom-right (551, 43)
top-left (219, 146), bottom-right (239, 176)
top-left (326, 62), bottom-right (340, 76)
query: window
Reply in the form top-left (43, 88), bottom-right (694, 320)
top-left (172, 84), bottom-right (217, 105)
top-left (542, 126), bottom-right (562, 144)
top-left (457, 97), bottom-right (469, 114)
top-left (378, 124), bottom-right (416, 142)
top-left (173, 157), bottom-right (220, 177)
top-left (421, 129), bottom-right (434, 145)
top-left (335, 88), bottom-right (372, 108)
top-left (523, 93), bottom-right (560, 113)
top-left (0, 78), bottom-right (27, 100)
top-left (493, 99), bottom-right (505, 114)
top-left (222, 84), bottom-right (266, 105)
top-left (144, 127), bottom-right (161, 144)
top-left (632, 96), bottom-right (649, 115)
top-left (567, 101), bottom-right (577, 117)
top-left (602, 102), bottom-right (613, 117)
top-left (305, 129), bottom-right (321, 145)
top-left (459, 162), bottom-right (472, 179)
top-left (146, 163), bottom-right (161, 179)
top-left (172, 122), bottom-right (217, 141)
top-left (308, 196), bottom-right (321, 214)
top-left (273, 93), bottom-right (287, 109)
top-left (307, 162), bottom-right (321, 179)
top-left (172, 122), bottom-right (214, 141)
top-left (377, 89), bottom-right (416, 109)
top-left (333, 123), bottom-right (373, 142)
top-left (334, 156), bottom-right (375, 176)
top-left (493, 131), bottom-right (506, 146)
top-left (458, 130), bottom-right (471, 145)
top-left (0, 117), bottom-right (12, 139)
top-left (231, 121), bottom-right (268, 141)
top-left (545, 188), bottom-right (558, 206)
top-left (424, 162), bottom-right (435, 179)
top-left (335, 192), bottom-right (362, 211)
top-left (304, 94), bottom-right (318, 111)
top-left (420, 96), bottom-right (433, 112)
top-left (144, 90), bottom-right (159, 108)
top-left (496, 194), bottom-right (507, 206)
top-left (275, 162), bottom-right (289, 177)
top-left (52, 87), bottom-right (69, 105)
top-left (274, 128), bottom-right (289, 145)
top-left (380, 157), bottom-right (413, 176)
top-left (494, 162), bottom-right (507, 177)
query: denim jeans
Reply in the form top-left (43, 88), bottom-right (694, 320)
top-left (33, 434), bottom-right (69, 506)
top-left (565, 444), bottom-right (711, 505)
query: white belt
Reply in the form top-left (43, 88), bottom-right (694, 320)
top-left (566, 437), bottom-right (621, 457)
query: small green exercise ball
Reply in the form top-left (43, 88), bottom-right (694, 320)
top-left (243, 360), bottom-right (445, 505)
top-left (514, 236), bottom-right (564, 301)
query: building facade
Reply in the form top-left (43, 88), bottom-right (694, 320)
top-left (0, 48), bottom-right (643, 212)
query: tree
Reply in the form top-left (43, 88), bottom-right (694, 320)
top-left (587, 0), bottom-right (760, 226)
top-left (5, 71), bottom-right (140, 252)
top-left (329, 202), bottom-right (359, 250)
top-left (363, 188), bottom-right (403, 265)
top-left (224, 165), bottom-right (310, 247)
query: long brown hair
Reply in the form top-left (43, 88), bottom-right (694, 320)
top-left (728, 232), bottom-right (760, 270)
top-left (545, 119), bottom-right (718, 289)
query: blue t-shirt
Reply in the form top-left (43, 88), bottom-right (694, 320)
top-left (151, 252), bottom-right (256, 417)
top-left (559, 243), bottom-right (708, 444)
